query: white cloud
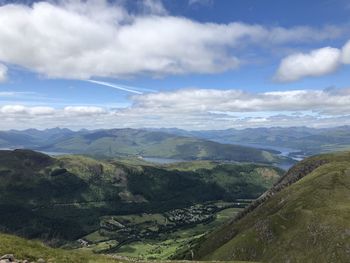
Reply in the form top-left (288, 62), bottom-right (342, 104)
top-left (275, 47), bottom-right (341, 82)
top-left (0, 105), bottom-right (105, 117)
top-left (28, 106), bottom-right (55, 116)
top-left (130, 88), bottom-right (350, 115)
top-left (0, 1), bottom-right (344, 79)
top-left (140, 0), bottom-right (167, 15)
top-left (0, 63), bottom-right (7, 82)
top-left (0, 105), bottom-right (27, 114)
top-left (2, 88), bottom-right (350, 130)
top-left (275, 38), bottom-right (350, 82)
top-left (0, 105), bottom-right (55, 115)
top-left (341, 40), bottom-right (350, 64)
top-left (63, 106), bottom-right (106, 116)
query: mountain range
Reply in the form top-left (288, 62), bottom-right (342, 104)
top-left (4, 126), bottom-right (350, 159)
top-left (0, 128), bottom-right (286, 165)
top-left (150, 126), bottom-right (350, 156)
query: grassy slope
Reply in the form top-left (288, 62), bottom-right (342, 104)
top-left (187, 151), bottom-right (350, 262)
top-left (126, 162), bottom-right (283, 205)
top-left (0, 232), bottom-right (253, 263)
top-left (0, 233), bottom-right (121, 263)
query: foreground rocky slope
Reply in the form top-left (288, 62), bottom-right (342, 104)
top-left (180, 151), bottom-right (350, 262)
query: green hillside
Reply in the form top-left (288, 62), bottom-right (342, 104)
top-left (0, 149), bottom-right (282, 249)
top-left (0, 232), bottom-right (253, 263)
top-left (182, 151), bottom-right (350, 262)
top-left (38, 129), bottom-right (283, 164)
top-left (0, 232), bottom-right (121, 263)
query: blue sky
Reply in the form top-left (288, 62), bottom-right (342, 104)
top-left (0, 0), bottom-right (349, 130)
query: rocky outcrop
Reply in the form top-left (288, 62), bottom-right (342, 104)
top-left (230, 157), bottom-right (328, 224)
top-left (0, 254), bottom-right (46, 263)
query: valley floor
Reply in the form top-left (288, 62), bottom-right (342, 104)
top-left (71, 201), bottom-right (249, 260)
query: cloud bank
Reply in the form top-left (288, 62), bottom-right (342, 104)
top-left (2, 88), bottom-right (350, 130)
top-left (0, 0), bottom-right (344, 79)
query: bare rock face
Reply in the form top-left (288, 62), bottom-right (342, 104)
top-left (0, 254), bottom-right (15, 262)
top-left (0, 254), bottom-right (15, 260)
top-left (0, 255), bottom-right (46, 263)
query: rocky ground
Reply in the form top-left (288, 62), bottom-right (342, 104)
top-left (0, 254), bottom-right (46, 263)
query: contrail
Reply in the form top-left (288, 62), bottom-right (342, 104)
top-left (86, 80), bottom-right (144, 94)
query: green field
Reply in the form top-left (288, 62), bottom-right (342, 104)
top-left (79, 204), bottom-right (243, 260)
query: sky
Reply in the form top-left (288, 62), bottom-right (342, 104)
top-left (0, 0), bottom-right (350, 130)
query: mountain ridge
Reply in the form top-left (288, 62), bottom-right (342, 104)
top-left (0, 128), bottom-right (285, 164)
top-left (180, 151), bottom-right (350, 262)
